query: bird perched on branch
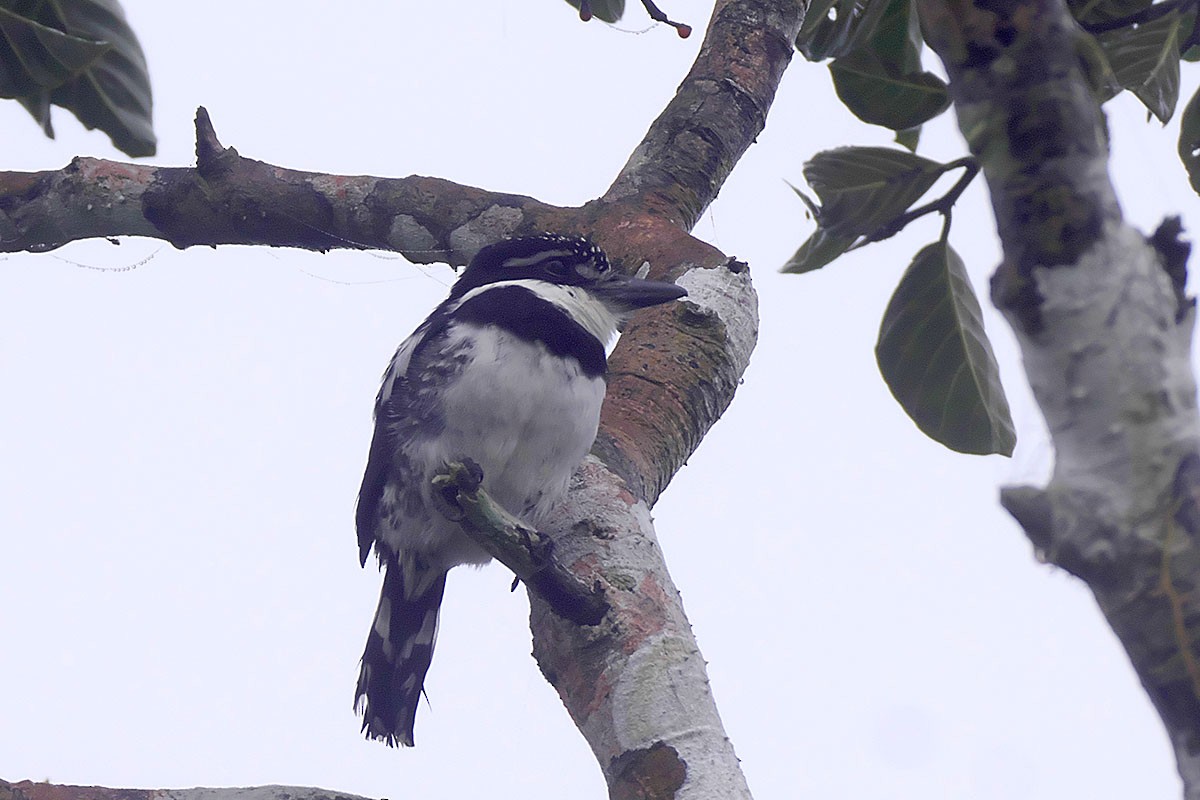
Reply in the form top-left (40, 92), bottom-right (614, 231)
top-left (354, 233), bottom-right (687, 746)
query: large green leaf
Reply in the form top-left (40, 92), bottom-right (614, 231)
top-left (866, 0), bottom-right (922, 74)
top-left (797, 0), bottom-right (839, 54)
top-left (0, 6), bottom-right (108, 96)
top-left (802, 146), bottom-right (946, 238)
top-left (796, 0), bottom-right (891, 62)
top-left (829, 50), bottom-right (949, 131)
top-left (1180, 84), bottom-right (1200, 195)
top-left (1, 0), bottom-right (154, 156)
top-left (876, 241), bottom-right (1016, 455)
top-left (1097, 9), bottom-right (1187, 122)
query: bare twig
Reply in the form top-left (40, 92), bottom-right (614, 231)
top-left (640, 0), bottom-right (693, 37)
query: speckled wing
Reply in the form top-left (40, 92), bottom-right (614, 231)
top-left (355, 319), bottom-right (437, 567)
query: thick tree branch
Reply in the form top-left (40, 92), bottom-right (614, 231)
top-left (0, 780), bottom-right (369, 800)
top-left (529, 457), bottom-right (750, 798)
top-left (0, 107), bottom-right (560, 263)
top-left (918, 0), bottom-right (1200, 793)
top-left (602, 0), bottom-right (799, 229)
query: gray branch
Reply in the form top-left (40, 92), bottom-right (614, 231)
top-left (919, 0), bottom-right (1200, 792)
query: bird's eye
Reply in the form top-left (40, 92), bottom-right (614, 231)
top-left (544, 259), bottom-right (568, 276)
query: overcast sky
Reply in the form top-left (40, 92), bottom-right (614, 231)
top-left (3, 2), bottom-right (1198, 798)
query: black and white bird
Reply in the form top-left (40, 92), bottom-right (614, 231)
top-left (354, 233), bottom-right (687, 746)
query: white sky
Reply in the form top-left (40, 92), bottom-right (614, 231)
top-left (2, 2), bottom-right (1197, 798)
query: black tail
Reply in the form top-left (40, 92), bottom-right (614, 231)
top-left (355, 561), bottom-right (448, 747)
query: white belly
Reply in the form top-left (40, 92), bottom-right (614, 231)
top-left (382, 323), bottom-right (606, 570)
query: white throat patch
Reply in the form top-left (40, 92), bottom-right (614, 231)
top-left (454, 279), bottom-right (622, 347)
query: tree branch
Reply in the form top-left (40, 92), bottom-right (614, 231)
top-left (431, 460), bottom-right (609, 627)
top-left (529, 456), bottom-right (753, 798)
top-left (0, 107), bottom-right (560, 262)
top-left (602, 0), bottom-right (800, 229)
top-left (918, 0), bottom-right (1200, 791)
top-left (0, 780), bottom-right (369, 800)
top-left (0, 0), bottom-right (802, 260)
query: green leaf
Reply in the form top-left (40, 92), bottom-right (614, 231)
top-left (802, 146), bottom-right (946, 238)
top-left (894, 125), bottom-right (921, 151)
top-left (1, 0), bottom-right (155, 156)
top-left (829, 50), bottom-right (949, 131)
top-left (781, 225), bottom-right (858, 273)
top-left (1075, 31), bottom-right (1124, 103)
top-left (1068, 0), bottom-right (1151, 28)
top-left (1097, 10), bottom-right (1187, 122)
top-left (0, 6), bottom-right (109, 95)
top-left (876, 242), bottom-right (1016, 455)
top-left (1179, 85), bottom-right (1200, 195)
top-left (15, 89), bottom-right (51, 134)
top-left (782, 183), bottom-right (856, 273)
top-left (797, 0), bottom-right (839, 51)
top-left (796, 0), bottom-right (891, 61)
top-left (1184, 11), bottom-right (1200, 60)
top-left (867, 0), bottom-right (921, 74)
top-left (563, 0), bottom-right (625, 23)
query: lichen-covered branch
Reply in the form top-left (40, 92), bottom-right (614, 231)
top-left (917, 0), bottom-right (1200, 792)
top-left (529, 457), bottom-right (751, 799)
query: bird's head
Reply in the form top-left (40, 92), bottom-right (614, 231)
top-left (449, 234), bottom-right (687, 323)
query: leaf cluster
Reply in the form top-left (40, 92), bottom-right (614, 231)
top-left (785, 0), bottom-right (1200, 455)
top-left (785, 148), bottom-right (1013, 455)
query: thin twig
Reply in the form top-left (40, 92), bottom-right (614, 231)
top-left (640, 0), bottom-right (692, 36)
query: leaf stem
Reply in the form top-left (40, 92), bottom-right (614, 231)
top-left (849, 156), bottom-right (979, 250)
